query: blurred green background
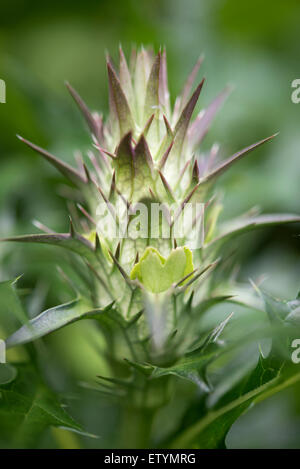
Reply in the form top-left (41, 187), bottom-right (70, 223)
top-left (0, 0), bottom-right (300, 448)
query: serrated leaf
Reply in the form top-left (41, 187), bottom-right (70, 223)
top-left (6, 298), bottom-right (114, 348)
top-left (252, 285), bottom-right (300, 358)
top-left (149, 350), bottom-right (215, 393)
top-left (149, 314), bottom-right (233, 394)
top-left (0, 364), bottom-right (83, 448)
top-left (169, 354), bottom-right (300, 449)
top-left (187, 313), bottom-right (233, 356)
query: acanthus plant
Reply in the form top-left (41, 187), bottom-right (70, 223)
top-left (1, 47), bottom-right (300, 449)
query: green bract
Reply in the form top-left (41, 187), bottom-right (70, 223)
top-left (130, 246), bottom-right (194, 293)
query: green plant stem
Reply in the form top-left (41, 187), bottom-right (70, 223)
top-left (119, 405), bottom-right (155, 448)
